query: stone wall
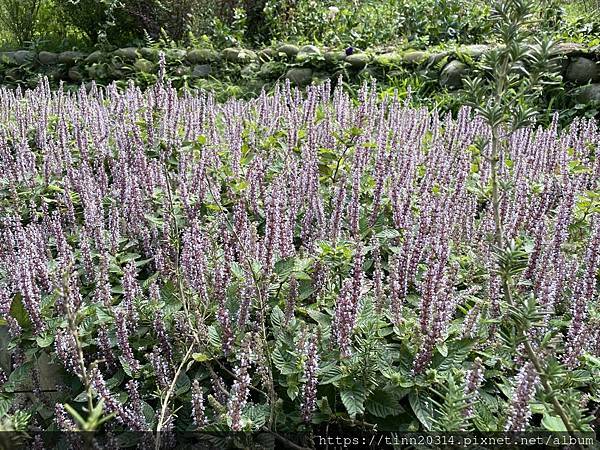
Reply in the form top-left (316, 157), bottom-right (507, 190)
top-left (1, 43), bottom-right (599, 103)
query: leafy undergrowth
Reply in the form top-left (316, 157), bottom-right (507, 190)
top-left (0, 79), bottom-right (599, 447)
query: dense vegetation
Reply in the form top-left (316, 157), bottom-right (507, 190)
top-left (0, 0), bottom-right (599, 448)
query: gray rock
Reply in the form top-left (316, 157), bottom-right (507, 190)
top-left (286, 67), bottom-right (313, 86)
top-left (440, 60), bottom-right (468, 89)
top-left (297, 45), bottom-right (321, 62)
top-left (85, 51), bottom-right (104, 64)
top-left (114, 47), bottom-right (138, 60)
top-left (68, 66), bottom-right (83, 82)
top-left (222, 48), bottom-right (258, 63)
top-left (459, 44), bottom-right (491, 59)
top-left (577, 84), bottom-right (600, 103)
top-left (428, 51), bottom-right (451, 65)
top-left (258, 48), bottom-right (277, 62)
top-left (555, 42), bottom-right (587, 56)
top-left (374, 52), bottom-right (402, 67)
top-left (134, 59), bottom-right (155, 73)
top-left (402, 51), bottom-right (429, 65)
top-left (345, 53), bottom-right (371, 69)
top-left (58, 51), bottom-right (85, 65)
top-left (187, 48), bottom-right (218, 64)
top-left (140, 47), bottom-right (159, 61)
top-left (277, 44), bottom-right (300, 58)
top-left (38, 51), bottom-right (58, 65)
top-left (259, 61), bottom-right (285, 79)
top-left (0, 52), bottom-right (16, 65)
top-left (191, 64), bottom-right (212, 78)
top-left (14, 50), bottom-right (35, 65)
top-left (565, 57), bottom-right (599, 84)
top-left (324, 51), bottom-right (346, 65)
top-left (165, 48), bottom-right (187, 61)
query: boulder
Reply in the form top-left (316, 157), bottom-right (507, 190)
top-left (0, 52), bottom-right (16, 65)
top-left (222, 48), bottom-right (258, 63)
top-left (277, 44), bottom-right (300, 58)
top-left (440, 60), bottom-right (468, 89)
top-left (345, 53), bottom-right (371, 69)
top-left (324, 51), bottom-right (346, 65)
top-left (259, 61), bottom-right (285, 79)
top-left (459, 44), bottom-right (491, 59)
top-left (134, 59), bottom-right (155, 73)
top-left (258, 48), bottom-right (277, 62)
top-left (402, 51), bottom-right (429, 65)
top-left (68, 67), bottom-right (83, 82)
top-left (58, 51), bottom-right (85, 65)
top-left (85, 51), bottom-right (104, 64)
top-left (140, 47), bottom-right (159, 61)
top-left (577, 84), bottom-right (600, 103)
top-left (38, 51), bottom-right (58, 65)
top-left (286, 67), bottom-right (313, 86)
top-left (565, 57), bottom-right (599, 84)
top-left (297, 45), bottom-right (321, 62)
top-left (164, 48), bottom-right (187, 61)
top-left (374, 52), bottom-right (403, 67)
top-left (187, 48), bottom-right (218, 64)
top-left (114, 47), bottom-right (138, 61)
top-left (14, 50), bottom-right (35, 65)
top-left (191, 64), bottom-right (212, 78)
top-left (555, 42), bottom-right (587, 56)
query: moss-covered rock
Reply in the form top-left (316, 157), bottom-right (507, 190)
top-left (140, 48), bottom-right (159, 61)
top-left (134, 59), bottom-right (155, 73)
top-left (114, 47), bottom-right (138, 61)
top-left (259, 61), bottom-right (286, 79)
top-left (85, 51), bottom-right (104, 64)
top-left (0, 52), bottom-right (16, 65)
top-left (345, 53), bottom-right (371, 69)
top-left (222, 48), bottom-right (258, 63)
top-left (164, 48), bottom-right (187, 61)
top-left (297, 45), bottom-right (321, 62)
top-left (324, 51), bottom-right (346, 65)
top-left (440, 60), bottom-right (468, 89)
top-left (458, 44), bottom-right (490, 59)
top-left (402, 51), bottom-right (430, 65)
top-left (286, 67), bottom-right (313, 86)
top-left (14, 50), bottom-right (35, 65)
top-left (187, 48), bottom-right (219, 64)
top-left (38, 51), bottom-right (58, 65)
top-left (58, 51), bottom-right (85, 65)
top-left (277, 44), bottom-right (300, 58)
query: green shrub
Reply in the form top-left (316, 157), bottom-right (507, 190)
top-left (0, 0), bottom-right (42, 46)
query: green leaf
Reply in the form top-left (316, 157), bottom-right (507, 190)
top-left (175, 372), bottom-right (191, 396)
top-left (36, 333), bottom-right (54, 348)
top-left (409, 390), bottom-right (434, 430)
top-left (10, 294), bottom-right (30, 328)
top-left (340, 385), bottom-right (366, 419)
top-left (365, 390), bottom-right (403, 418)
top-left (192, 353), bottom-right (211, 362)
top-left (541, 414), bottom-right (567, 432)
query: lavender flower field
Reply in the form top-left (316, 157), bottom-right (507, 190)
top-left (0, 77), bottom-right (599, 447)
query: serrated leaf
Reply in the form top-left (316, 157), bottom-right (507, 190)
top-left (409, 390), bottom-right (434, 430)
top-left (365, 390), bottom-right (403, 418)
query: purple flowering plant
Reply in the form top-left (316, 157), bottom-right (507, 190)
top-left (0, 4), bottom-right (599, 443)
